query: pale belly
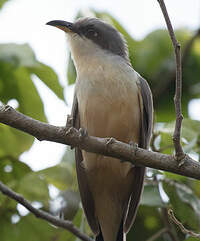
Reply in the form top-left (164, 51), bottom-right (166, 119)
top-left (76, 79), bottom-right (140, 202)
top-left (77, 76), bottom-right (141, 170)
top-left (76, 74), bottom-right (141, 241)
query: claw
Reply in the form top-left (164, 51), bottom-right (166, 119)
top-left (79, 128), bottom-right (88, 140)
top-left (129, 141), bottom-right (138, 153)
top-left (65, 127), bottom-right (74, 136)
top-left (106, 137), bottom-right (116, 146)
top-left (173, 153), bottom-right (186, 167)
top-left (66, 114), bottom-right (73, 127)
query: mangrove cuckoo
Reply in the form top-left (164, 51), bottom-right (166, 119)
top-left (47, 17), bottom-right (153, 241)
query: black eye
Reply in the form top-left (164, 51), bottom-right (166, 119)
top-left (86, 28), bottom-right (98, 37)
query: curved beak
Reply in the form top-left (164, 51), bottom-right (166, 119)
top-left (46, 20), bottom-right (74, 33)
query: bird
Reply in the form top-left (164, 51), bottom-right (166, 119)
top-left (47, 17), bottom-right (153, 241)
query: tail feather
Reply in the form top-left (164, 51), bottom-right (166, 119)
top-left (96, 231), bottom-right (104, 241)
top-left (95, 220), bottom-right (124, 241)
top-left (116, 220), bottom-right (124, 241)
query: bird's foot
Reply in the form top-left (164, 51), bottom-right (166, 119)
top-left (65, 126), bottom-right (76, 149)
top-left (66, 114), bottom-right (73, 128)
top-left (106, 137), bottom-right (116, 147)
top-left (129, 141), bottom-right (138, 154)
top-left (173, 153), bottom-right (187, 167)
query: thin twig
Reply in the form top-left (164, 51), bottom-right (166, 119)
top-left (0, 181), bottom-right (93, 241)
top-left (161, 208), bottom-right (179, 241)
top-left (146, 228), bottom-right (168, 241)
top-left (0, 105), bottom-right (200, 179)
top-left (168, 209), bottom-right (200, 238)
top-left (157, 0), bottom-right (184, 160)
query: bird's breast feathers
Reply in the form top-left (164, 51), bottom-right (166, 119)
top-left (75, 56), bottom-right (141, 173)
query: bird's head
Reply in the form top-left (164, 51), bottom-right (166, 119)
top-left (46, 17), bottom-right (129, 65)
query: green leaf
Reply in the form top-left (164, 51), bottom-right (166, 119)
top-left (164, 172), bottom-right (188, 182)
top-left (141, 184), bottom-right (164, 207)
top-left (29, 62), bottom-right (65, 101)
top-left (163, 181), bottom-right (200, 231)
top-left (155, 119), bottom-right (200, 154)
top-left (0, 125), bottom-right (34, 157)
top-left (14, 67), bottom-right (46, 122)
top-left (0, 0), bottom-right (10, 9)
top-left (176, 185), bottom-right (200, 218)
top-left (184, 237), bottom-right (200, 241)
top-left (0, 43), bottom-right (64, 105)
top-left (38, 161), bottom-right (77, 191)
top-left (0, 213), bottom-right (65, 241)
top-left (0, 156), bottom-right (32, 184)
top-left (17, 172), bottom-right (49, 206)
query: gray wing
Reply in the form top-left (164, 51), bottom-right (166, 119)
top-left (71, 94), bottom-right (99, 235)
top-left (124, 74), bottom-right (153, 232)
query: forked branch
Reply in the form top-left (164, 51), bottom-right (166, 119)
top-left (157, 0), bottom-right (184, 159)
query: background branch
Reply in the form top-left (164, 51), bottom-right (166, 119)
top-left (161, 208), bottom-right (179, 241)
top-left (0, 105), bottom-right (200, 180)
top-left (146, 228), bottom-right (168, 241)
top-left (157, 0), bottom-right (184, 159)
top-left (168, 209), bottom-right (200, 238)
top-left (0, 181), bottom-right (93, 241)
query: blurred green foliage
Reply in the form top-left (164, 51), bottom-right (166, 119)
top-left (0, 6), bottom-right (200, 241)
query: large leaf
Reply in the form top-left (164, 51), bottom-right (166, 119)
top-left (184, 238), bottom-right (200, 241)
top-left (0, 43), bottom-right (64, 105)
top-left (163, 180), bottom-right (200, 231)
top-left (14, 67), bottom-right (46, 122)
top-left (0, 213), bottom-right (66, 241)
top-left (0, 43), bottom-right (64, 156)
top-left (0, 158), bottom-right (32, 213)
top-left (0, 124), bottom-right (34, 157)
top-left (29, 62), bottom-right (65, 101)
top-left (154, 119), bottom-right (200, 155)
top-left (17, 172), bottom-right (49, 207)
top-left (38, 162), bottom-right (77, 191)
top-left (0, 156), bottom-right (32, 184)
top-left (0, 0), bottom-right (10, 9)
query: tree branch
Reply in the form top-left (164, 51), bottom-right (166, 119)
top-left (161, 208), bottom-right (179, 241)
top-left (157, 0), bottom-right (184, 160)
top-left (0, 181), bottom-right (93, 241)
top-left (168, 209), bottom-right (200, 238)
top-left (0, 105), bottom-right (200, 180)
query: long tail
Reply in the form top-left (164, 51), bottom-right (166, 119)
top-left (95, 220), bottom-right (124, 241)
